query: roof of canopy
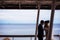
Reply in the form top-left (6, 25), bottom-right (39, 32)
top-left (0, 0), bottom-right (60, 9)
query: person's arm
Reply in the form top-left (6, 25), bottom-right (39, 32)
top-left (44, 27), bottom-right (48, 30)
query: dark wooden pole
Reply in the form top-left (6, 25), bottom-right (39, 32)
top-left (47, 0), bottom-right (56, 40)
top-left (35, 2), bottom-right (40, 40)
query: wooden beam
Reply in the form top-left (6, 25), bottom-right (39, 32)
top-left (0, 0), bottom-right (60, 5)
top-left (56, 2), bottom-right (60, 5)
top-left (0, 0), bottom-right (60, 9)
top-left (47, 0), bottom-right (56, 40)
top-left (35, 2), bottom-right (41, 40)
top-left (0, 35), bottom-right (59, 37)
top-left (0, 35), bottom-right (35, 37)
top-left (0, 1), bottom-right (52, 5)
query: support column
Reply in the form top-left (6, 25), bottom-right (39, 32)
top-left (47, 0), bottom-right (56, 40)
top-left (35, 2), bottom-right (41, 40)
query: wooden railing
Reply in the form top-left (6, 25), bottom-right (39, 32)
top-left (0, 35), bottom-right (60, 37)
top-left (0, 35), bottom-right (60, 40)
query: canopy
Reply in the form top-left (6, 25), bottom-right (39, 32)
top-left (0, 0), bottom-right (60, 9)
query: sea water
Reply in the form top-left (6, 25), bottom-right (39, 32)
top-left (0, 24), bottom-right (60, 40)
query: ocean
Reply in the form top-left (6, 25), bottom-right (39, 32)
top-left (0, 24), bottom-right (60, 40)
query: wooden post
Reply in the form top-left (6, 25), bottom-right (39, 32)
top-left (47, 0), bottom-right (56, 40)
top-left (35, 2), bottom-right (40, 40)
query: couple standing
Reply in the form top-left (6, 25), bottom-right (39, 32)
top-left (38, 20), bottom-right (49, 40)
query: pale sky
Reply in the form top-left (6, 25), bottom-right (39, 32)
top-left (0, 9), bottom-right (60, 24)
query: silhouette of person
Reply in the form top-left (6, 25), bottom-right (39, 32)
top-left (38, 20), bottom-right (44, 40)
top-left (44, 20), bottom-right (49, 40)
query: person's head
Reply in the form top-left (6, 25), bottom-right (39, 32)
top-left (45, 20), bottom-right (49, 25)
top-left (40, 20), bottom-right (44, 25)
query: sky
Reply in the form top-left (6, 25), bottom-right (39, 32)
top-left (0, 9), bottom-right (60, 24)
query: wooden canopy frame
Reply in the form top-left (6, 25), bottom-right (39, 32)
top-left (0, 0), bottom-right (59, 40)
top-left (0, 0), bottom-right (60, 9)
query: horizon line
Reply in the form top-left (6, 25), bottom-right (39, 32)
top-left (0, 23), bottom-right (60, 25)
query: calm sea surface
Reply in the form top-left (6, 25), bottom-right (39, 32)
top-left (0, 24), bottom-right (60, 40)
